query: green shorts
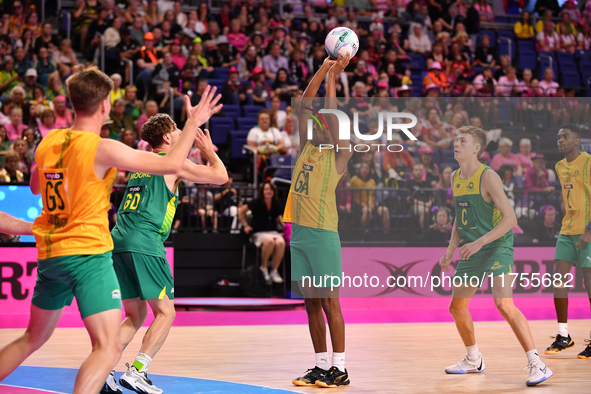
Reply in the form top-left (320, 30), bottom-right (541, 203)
top-left (32, 252), bottom-right (122, 319)
top-left (290, 223), bottom-right (342, 288)
top-left (454, 247), bottom-right (514, 286)
top-left (113, 252), bottom-right (174, 301)
top-left (554, 234), bottom-right (591, 268)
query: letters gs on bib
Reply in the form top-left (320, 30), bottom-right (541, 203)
top-left (42, 170), bottom-right (70, 214)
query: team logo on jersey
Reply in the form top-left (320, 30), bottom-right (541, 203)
top-left (303, 164), bottom-right (314, 171)
top-left (456, 184), bottom-right (460, 188)
top-left (490, 262), bottom-right (503, 271)
top-left (467, 182), bottom-right (474, 190)
top-left (564, 184), bottom-right (574, 189)
top-left (112, 289), bottom-right (121, 299)
top-left (575, 170), bottom-right (579, 177)
top-left (458, 201), bottom-right (470, 208)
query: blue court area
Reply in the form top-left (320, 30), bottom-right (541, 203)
top-left (3, 366), bottom-right (294, 393)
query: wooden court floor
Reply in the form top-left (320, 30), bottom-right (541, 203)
top-left (1, 319), bottom-right (590, 393)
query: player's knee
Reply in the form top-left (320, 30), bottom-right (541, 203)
top-left (320, 298), bottom-right (339, 315)
top-left (304, 298), bottom-right (322, 314)
top-left (274, 237), bottom-right (285, 248)
top-left (448, 302), bottom-right (465, 317)
top-left (154, 304), bottom-right (176, 324)
top-left (494, 299), bottom-right (514, 317)
top-left (24, 330), bottom-right (51, 352)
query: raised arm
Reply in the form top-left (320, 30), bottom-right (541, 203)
top-left (176, 128), bottom-right (228, 185)
top-left (0, 211), bottom-right (33, 235)
top-left (298, 57), bottom-right (335, 151)
top-left (96, 87), bottom-right (222, 176)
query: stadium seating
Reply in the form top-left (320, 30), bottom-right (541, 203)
top-left (209, 118), bottom-right (234, 145)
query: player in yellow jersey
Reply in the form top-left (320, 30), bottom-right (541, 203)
top-left (286, 54), bottom-right (353, 388)
top-left (0, 68), bottom-right (222, 394)
top-left (545, 123), bottom-right (591, 359)
top-left (0, 212), bottom-right (33, 236)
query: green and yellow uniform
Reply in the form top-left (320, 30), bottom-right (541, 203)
top-left (111, 153), bottom-right (177, 300)
top-left (452, 164), bottom-right (514, 283)
top-left (284, 142), bottom-right (343, 286)
top-left (31, 129), bottom-right (121, 318)
top-left (554, 151), bottom-right (591, 267)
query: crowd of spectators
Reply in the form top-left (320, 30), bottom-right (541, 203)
top-left (0, 0), bottom-right (590, 244)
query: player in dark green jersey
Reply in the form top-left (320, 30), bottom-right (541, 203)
top-left (101, 88), bottom-right (227, 394)
top-left (439, 126), bottom-right (553, 387)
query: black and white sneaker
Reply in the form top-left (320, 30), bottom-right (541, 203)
top-left (119, 363), bottom-right (163, 394)
top-left (292, 366), bottom-right (327, 386)
top-left (544, 334), bottom-right (575, 355)
top-left (100, 370), bottom-right (122, 394)
top-left (578, 338), bottom-right (591, 359)
top-left (315, 366), bottom-right (350, 388)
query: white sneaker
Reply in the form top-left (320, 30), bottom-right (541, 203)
top-left (270, 269), bottom-right (283, 283)
top-left (525, 361), bottom-right (553, 387)
top-left (100, 370), bottom-right (122, 394)
top-left (445, 354), bottom-right (485, 374)
top-left (119, 363), bottom-right (163, 394)
top-left (260, 267), bottom-right (270, 282)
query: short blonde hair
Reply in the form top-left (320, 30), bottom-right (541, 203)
top-left (519, 138), bottom-right (531, 146)
top-left (457, 126), bottom-right (488, 157)
top-left (66, 68), bottom-right (113, 115)
top-left (498, 137), bottom-right (513, 148)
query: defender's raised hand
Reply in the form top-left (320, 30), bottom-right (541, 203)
top-left (329, 53), bottom-right (350, 75)
top-left (194, 128), bottom-right (214, 153)
top-left (184, 85), bottom-right (223, 126)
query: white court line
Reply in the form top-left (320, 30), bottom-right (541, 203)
top-left (0, 384), bottom-right (66, 394)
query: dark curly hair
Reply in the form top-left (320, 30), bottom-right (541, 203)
top-left (140, 113), bottom-right (177, 149)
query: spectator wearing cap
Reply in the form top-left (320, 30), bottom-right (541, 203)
top-left (209, 35), bottom-right (239, 68)
top-left (261, 43), bottom-right (289, 80)
top-left (190, 37), bottom-right (215, 77)
top-left (407, 23), bottom-right (432, 54)
top-left (22, 68), bottom-right (43, 101)
top-left (33, 48), bottom-right (58, 86)
top-left (0, 56), bottom-right (19, 96)
top-left (222, 66), bottom-right (252, 105)
top-left (34, 22), bottom-right (60, 55)
top-left (151, 51), bottom-right (181, 109)
top-left (490, 137), bottom-right (523, 175)
top-left (524, 153), bottom-right (555, 192)
top-left (134, 31), bottom-right (163, 100)
top-left (238, 45), bottom-right (262, 79)
top-left (250, 66), bottom-right (273, 104)
top-left (53, 95), bottom-right (73, 129)
top-left (170, 38), bottom-right (186, 70)
top-left (53, 39), bottom-right (78, 80)
top-left (422, 62), bottom-right (450, 95)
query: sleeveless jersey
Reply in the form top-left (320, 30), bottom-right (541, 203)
top-left (555, 151), bottom-right (591, 235)
top-left (452, 164), bottom-right (513, 250)
top-left (111, 153), bottom-right (178, 259)
top-left (283, 142), bottom-right (343, 232)
top-left (32, 129), bottom-right (117, 259)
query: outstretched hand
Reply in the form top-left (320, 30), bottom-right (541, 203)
top-left (184, 85), bottom-right (223, 127)
top-left (194, 128), bottom-right (214, 153)
top-left (329, 53), bottom-right (351, 75)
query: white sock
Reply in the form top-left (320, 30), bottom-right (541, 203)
top-left (315, 352), bottom-right (329, 370)
top-left (332, 352), bottom-right (345, 373)
top-left (557, 323), bottom-right (568, 337)
top-left (526, 349), bottom-right (540, 365)
top-left (133, 353), bottom-right (152, 372)
top-left (466, 344), bottom-right (479, 361)
top-left (260, 266), bottom-right (268, 274)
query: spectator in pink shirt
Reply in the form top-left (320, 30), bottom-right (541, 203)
top-left (515, 138), bottom-right (534, 171)
top-left (37, 109), bottom-right (57, 138)
top-left (523, 154), bottom-right (555, 192)
top-left (170, 39), bottom-right (187, 70)
top-left (538, 68), bottom-right (559, 96)
top-left (5, 107), bottom-right (27, 141)
top-left (53, 95), bottom-right (73, 128)
top-left (490, 137), bottom-right (523, 175)
top-left (227, 19), bottom-right (248, 53)
top-left (137, 100), bottom-right (159, 135)
top-left (496, 67), bottom-right (524, 97)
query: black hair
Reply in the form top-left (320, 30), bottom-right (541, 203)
top-left (559, 123), bottom-right (580, 137)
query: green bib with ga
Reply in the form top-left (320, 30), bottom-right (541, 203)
top-left (452, 164), bottom-right (513, 253)
top-left (111, 153), bottom-right (178, 259)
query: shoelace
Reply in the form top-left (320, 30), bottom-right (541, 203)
top-left (524, 362), bottom-right (544, 372)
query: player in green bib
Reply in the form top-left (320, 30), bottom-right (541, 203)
top-left (439, 126), bottom-right (553, 387)
top-left (101, 90), bottom-right (227, 394)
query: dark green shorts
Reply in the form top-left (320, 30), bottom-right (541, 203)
top-left (454, 247), bottom-right (514, 286)
top-left (113, 252), bottom-right (174, 301)
top-left (554, 234), bottom-right (591, 268)
top-left (290, 223), bottom-right (342, 288)
top-left (32, 252), bottom-right (122, 319)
